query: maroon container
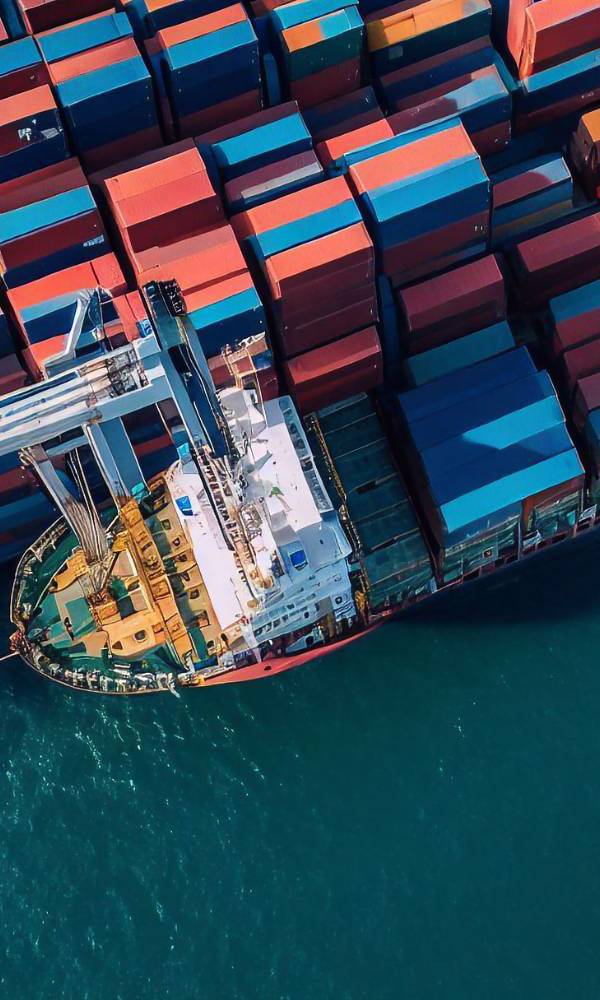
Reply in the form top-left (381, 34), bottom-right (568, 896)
top-left (285, 325), bottom-right (383, 414)
top-left (563, 337), bottom-right (600, 392)
top-left (397, 254), bottom-right (506, 354)
top-left (0, 210), bottom-right (107, 274)
top-left (382, 210), bottom-right (490, 281)
top-left (573, 371), bottom-right (600, 430)
top-left (511, 211), bottom-right (600, 308)
top-left (0, 158), bottom-right (86, 212)
top-left (0, 354), bottom-right (27, 394)
top-left (290, 58), bottom-right (362, 109)
top-left (279, 294), bottom-right (378, 357)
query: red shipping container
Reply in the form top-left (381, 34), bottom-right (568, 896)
top-left (105, 151), bottom-right (223, 256)
top-left (6, 253), bottom-right (127, 342)
top-left (511, 0), bottom-right (600, 78)
top-left (135, 234), bottom-right (248, 296)
top-left (183, 271), bottom-right (255, 315)
top-left (88, 139), bottom-right (196, 189)
top-left (347, 120), bottom-right (475, 196)
top-left (398, 254), bottom-right (506, 351)
top-left (316, 119), bottom-right (394, 168)
top-left (155, 4), bottom-right (248, 48)
top-left (0, 211), bottom-right (107, 275)
top-left (278, 279), bottom-right (377, 329)
top-left (388, 100), bottom-right (510, 158)
top-left (48, 37), bottom-right (141, 87)
top-left (265, 222), bottom-right (374, 299)
top-left (231, 174), bottom-right (351, 239)
top-left (285, 325), bottom-right (383, 414)
top-left (0, 39), bottom-right (51, 101)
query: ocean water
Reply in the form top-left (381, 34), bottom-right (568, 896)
top-left (2, 531), bottom-right (600, 1000)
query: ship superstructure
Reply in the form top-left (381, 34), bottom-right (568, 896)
top-left (3, 282), bottom-right (356, 692)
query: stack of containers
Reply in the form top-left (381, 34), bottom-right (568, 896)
top-left (122, 0), bottom-right (238, 38)
top-left (36, 9), bottom-right (162, 171)
top-left (196, 102), bottom-right (324, 212)
top-left (316, 116), bottom-right (394, 173)
top-left (99, 145), bottom-right (275, 382)
top-left (0, 157), bottom-right (111, 288)
top-left (232, 174), bottom-right (379, 356)
top-left (268, 0), bottom-right (365, 107)
top-left (396, 254), bottom-right (507, 354)
top-left (505, 0), bottom-right (600, 79)
top-left (512, 47), bottom-right (600, 133)
top-left (4, 253), bottom-right (128, 379)
top-left (545, 280), bottom-right (600, 395)
top-left (0, 35), bottom-right (50, 98)
top-left (384, 61), bottom-right (512, 158)
top-left (365, 0), bottom-right (493, 72)
top-left (285, 325), bottom-right (383, 412)
top-left (12, 287), bottom-right (147, 381)
top-left (545, 281), bottom-right (600, 501)
top-left (490, 153), bottom-right (574, 247)
top-left (345, 117), bottom-right (491, 287)
top-left (145, 5), bottom-right (262, 138)
top-left (0, 450), bottom-right (62, 563)
top-left (508, 210), bottom-right (600, 308)
top-left (0, 84), bottom-right (69, 182)
top-left (395, 346), bottom-right (585, 582)
top-left (16, 0), bottom-right (114, 33)
top-left (570, 109), bottom-right (600, 198)
top-left (302, 84), bottom-right (384, 143)
top-left (365, 0), bottom-right (508, 152)
top-left (314, 393), bottom-right (435, 605)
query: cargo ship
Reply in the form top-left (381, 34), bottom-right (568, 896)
top-left (2, 0), bottom-right (600, 693)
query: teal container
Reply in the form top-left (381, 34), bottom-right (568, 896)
top-left (404, 321), bottom-right (516, 387)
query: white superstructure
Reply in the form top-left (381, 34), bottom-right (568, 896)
top-left (166, 387), bottom-right (356, 656)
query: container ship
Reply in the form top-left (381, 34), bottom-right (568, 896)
top-left (2, 0), bottom-right (600, 693)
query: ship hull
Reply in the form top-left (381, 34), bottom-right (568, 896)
top-left (11, 508), bottom-right (597, 694)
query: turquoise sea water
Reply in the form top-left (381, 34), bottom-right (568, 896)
top-left (2, 531), bottom-right (600, 1000)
